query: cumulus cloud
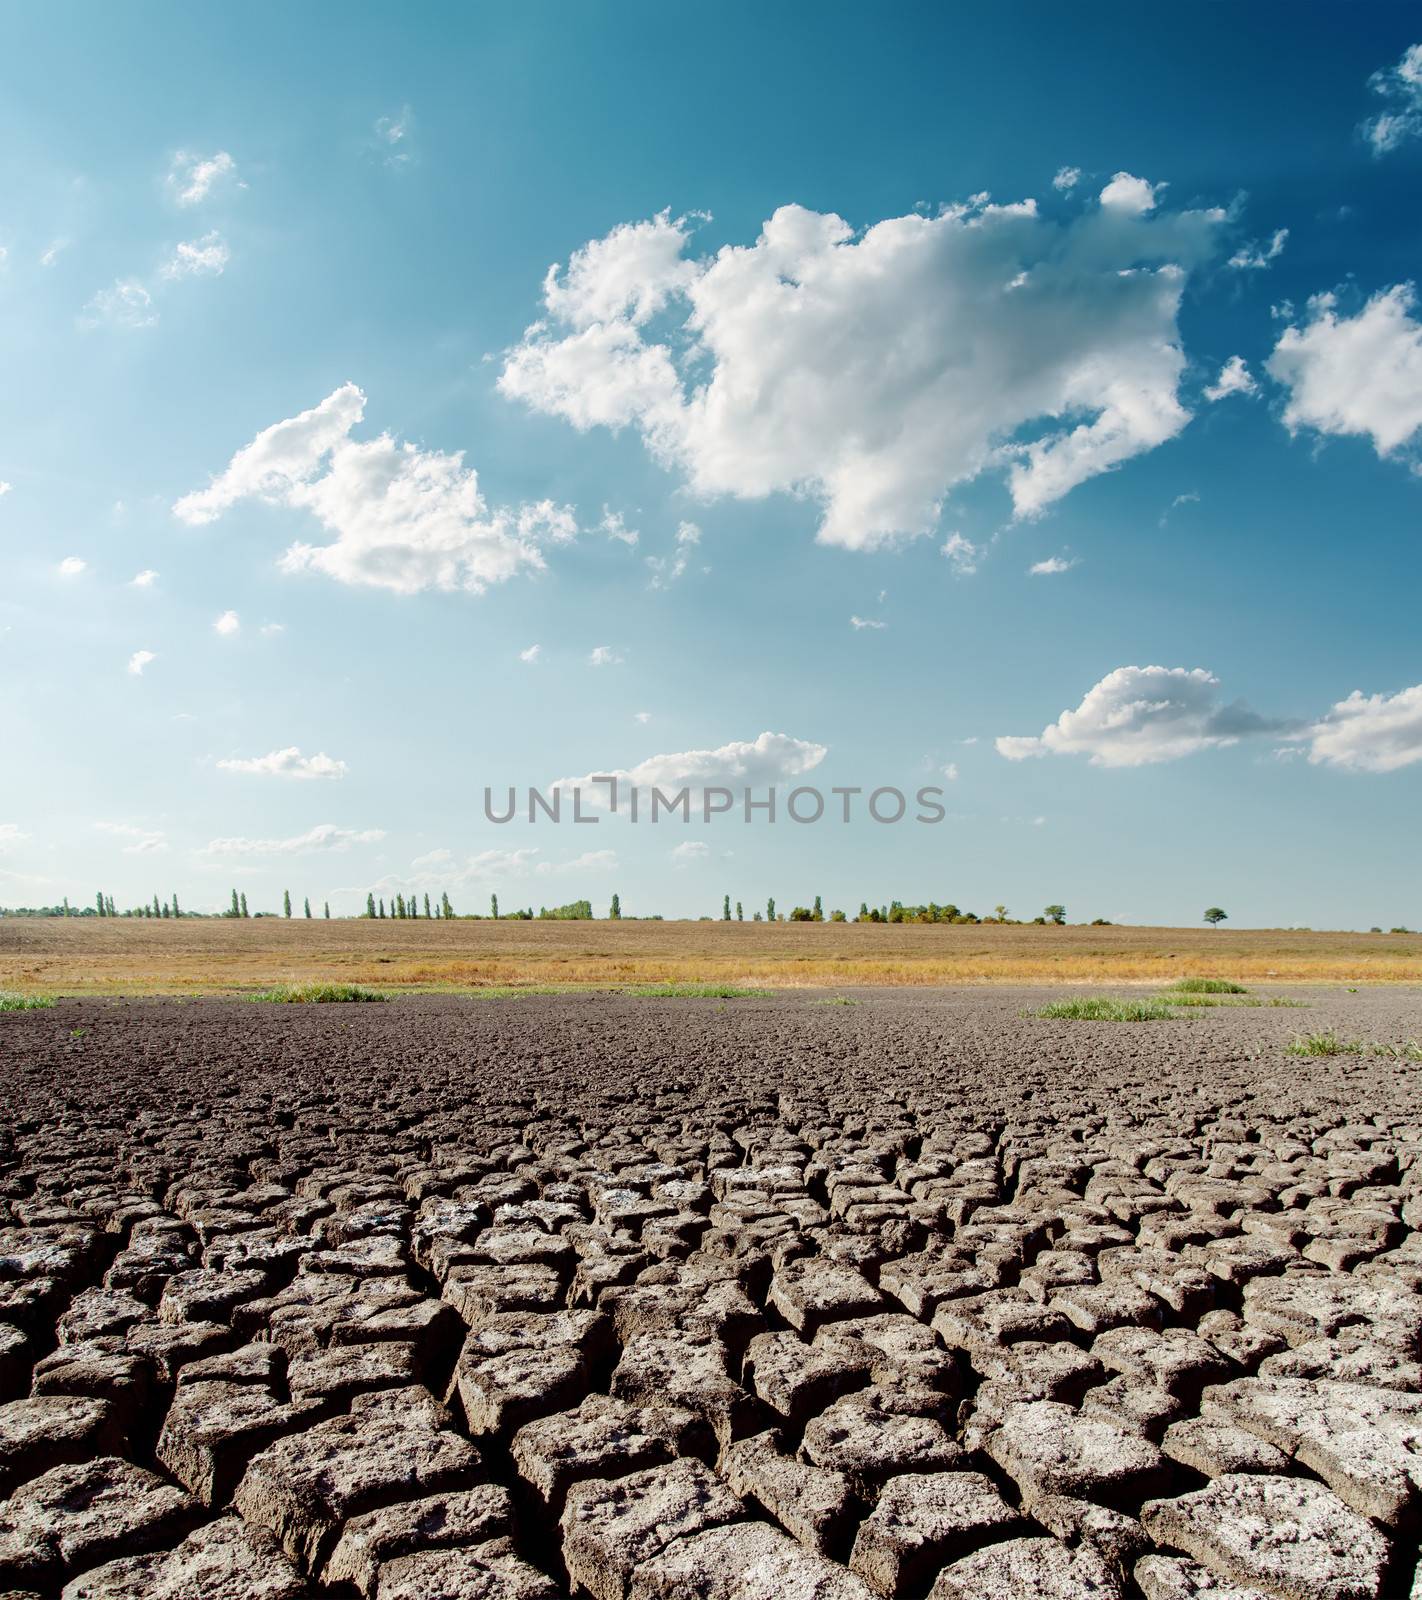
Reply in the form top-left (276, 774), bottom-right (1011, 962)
top-left (1267, 285), bottom-right (1422, 460)
top-left (213, 609), bottom-right (240, 635)
top-left (96, 822), bottom-right (167, 854)
top-left (996, 665), bottom-right (1288, 767)
top-left (646, 520), bottom-right (701, 589)
top-left (0, 481), bottom-right (11, 497)
top-left (634, 711), bottom-right (652, 723)
top-left (159, 231), bottom-right (230, 280)
top-left (217, 747), bottom-right (348, 780)
top-left (500, 186), bottom-right (1226, 548)
top-left (82, 279), bottom-right (157, 329)
top-left (1361, 44), bottom-right (1422, 155)
top-left (849, 615), bottom-right (887, 629)
top-left (535, 849), bottom-right (617, 876)
top-left (588, 645), bottom-right (623, 667)
top-left (169, 150), bottom-right (236, 205)
top-left (174, 383), bottom-right (576, 596)
top-left (554, 730), bottom-right (827, 808)
top-left (57, 556), bottom-right (86, 577)
top-left (202, 823), bottom-right (385, 856)
top-left (598, 508), bottom-right (639, 546)
top-left (127, 650), bottom-right (156, 676)
top-left (1228, 229), bottom-right (1288, 270)
top-left (671, 840), bottom-right (710, 864)
top-left (519, 644), bottom-right (542, 664)
top-left (368, 846), bottom-right (613, 894)
top-left (1203, 356), bottom-right (1258, 402)
top-left (941, 532), bottom-right (981, 575)
top-left (1302, 684), bottom-right (1422, 773)
top-left (130, 569), bottom-right (159, 587)
top-left (0, 823), bottom-right (28, 849)
top-left (1052, 166), bottom-right (1081, 192)
top-left (1029, 554), bottom-right (1078, 575)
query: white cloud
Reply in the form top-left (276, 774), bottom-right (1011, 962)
top-left (1361, 44), bottom-right (1422, 154)
top-left (671, 840), bottom-right (710, 865)
top-left (127, 650), bottom-right (156, 676)
top-left (40, 239), bottom-right (66, 267)
top-left (941, 762), bottom-right (959, 781)
top-left (849, 615), bottom-right (887, 629)
top-left (1228, 229), bottom-right (1288, 271)
top-left (202, 823), bottom-right (385, 857)
top-left (82, 279), bottom-right (157, 330)
top-left (0, 481), bottom-right (10, 497)
top-left (941, 532), bottom-right (980, 575)
top-left (174, 383), bottom-right (576, 596)
top-left (57, 556), bottom-right (86, 577)
top-left (259, 622), bottom-right (285, 637)
top-left (213, 609), bottom-right (240, 636)
top-left (598, 508), bottom-right (639, 545)
top-left (646, 520), bottom-right (701, 589)
top-left (588, 645), bottom-right (623, 667)
top-left (1029, 554), bottom-right (1078, 575)
top-left (159, 231), bottom-right (229, 280)
top-left (96, 822), bottom-right (167, 855)
top-left (519, 644), bottom-right (542, 664)
top-left (996, 665), bottom-right (1287, 767)
top-left (169, 150), bottom-right (236, 205)
top-left (555, 730), bottom-right (827, 808)
top-left (130, 569), bottom-right (159, 587)
top-left (500, 187), bottom-right (1225, 548)
top-left (1203, 356), bottom-right (1258, 403)
top-left (0, 823), bottom-right (28, 850)
top-left (1052, 166), bottom-right (1081, 192)
top-left (1159, 489), bottom-right (1199, 528)
top-left (634, 711), bottom-right (652, 723)
top-left (217, 747), bottom-right (348, 780)
top-left (535, 849), bottom-right (618, 877)
top-left (1302, 684), bottom-right (1422, 773)
top-left (1267, 285), bottom-right (1422, 460)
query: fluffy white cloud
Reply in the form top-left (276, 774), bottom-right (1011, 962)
top-left (588, 645), bottom-right (623, 667)
top-left (169, 150), bottom-right (236, 205)
top-left (1228, 229), bottom-right (1288, 270)
top-left (1203, 356), bottom-right (1258, 402)
top-left (634, 711), bottom-right (652, 723)
top-left (1361, 44), bottom-right (1422, 154)
top-left (57, 556), bottom-right (86, 577)
top-left (82, 279), bottom-right (157, 329)
top-left (371, 846), bottom-right (612, 893)
top-left (259, 622), bottom-right (285, 637)
top-left (598, 508), bottom-right (639, 545)
top-left (535, 849), bottom-right (618, 876)
top-left (96, 822), bottom-right (167, 854)
top-left (646, 520), bottom-right (701, 589)
top-left (671, 840), bottom-right (710, 864)
top-left (996, 665), bottom-right (1286, 767)
top-left (500, 186), bottom-right (1225, 549)
top-left (127, 650), bottom-right (156, 676)
top-left (217, 747), bottom-right (348, 780)
top-left (849, 614), bottom-right (887, 629)
top-left (0, 481), bottom-right (11, 497)
top-left (941, 532), bottom-right (981, 575)
top-left (160, 231), bottom-right (229, 280)
top-left (519, 644), bottom-right (542, 664)
top-left (174, 384), bottom-right (576, 596)
top-left (0, 823), bottom-right (27, 849)
top-left (203, 823), bottom-right (385, 856)
top-left (213, 609), bottom-right (240, 635)
top-left (1302, 684), bottom-right (1422, 773)
top-left (1267, 285), bottom-right (1422, 459)
top-left (130, 569), bottom-right (158, 587)
top-left (555, 730), bottom-right (827, 807)
top-left (1052, 166), bottom-right (1081, 192)
top-left (1028, 554), bottom-right (1078, 575)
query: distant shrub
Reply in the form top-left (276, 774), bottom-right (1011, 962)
top-left (624, 983), bottom-right (771, 998)
top-left (1036, 996), bottom-right (1181, 1022)
top-left (1169, 978), bottom-right (1248, 994)
top-left (1286, 1031), bottom-right (1361, 1057)
top-left (0, 991), bottom-right (56, 1011)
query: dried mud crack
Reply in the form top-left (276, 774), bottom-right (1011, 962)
top-left (2, 987), bottom-right (1422, 1599)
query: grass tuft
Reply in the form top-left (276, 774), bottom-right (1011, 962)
top-left (811, 995), bottom-right (861, 1006)
top-left (1167, 978), bottom-right (1249, 994)
top-left (1036, 996), bottom-right (1182, 1022)
top-left (1286, 1030), bottom-right (1361, 1057)
top-left (0, 991), bottom-right (56, 1011)
top-left (250, 982), bottom-right (388, 1004)
top-left (623, 982), bottom-right (773, 999)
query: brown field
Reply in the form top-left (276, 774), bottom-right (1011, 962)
top-left (1, 915), bottom-right (1419, 995)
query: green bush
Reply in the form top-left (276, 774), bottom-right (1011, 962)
top-left (1168, 978), bottom-right (1248, 994)
top-left (1036, 996), bottom-right (1181, 1022)
top-left (0, 991), bottom-right (56, 1012)
top-left (250, 983), bottom-right (388, 1004)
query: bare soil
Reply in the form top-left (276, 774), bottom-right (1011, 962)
top-left (2, 987), bottom-right (1421, 1597)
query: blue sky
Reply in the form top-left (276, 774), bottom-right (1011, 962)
top-left (3, 3), bottom-right (1421, 926)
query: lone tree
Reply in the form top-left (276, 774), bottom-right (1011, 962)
top-left (609, 893), bottom-right (621, 920)
top-left (812, 895), bottom-right (823, 921)
top-left (491, 893), bottom-right (499, 920)
top-left (1204, 906), bottom-right (1229, 926)
top-left (994, 904), bottom-right (1009, 923)
top-left (304, 897), bottom-right (312, 918)
top-left (283, 890), bottom-right (292, 918)
top-left (323, 901), bottom-right (331, 919)
top-left (1044, 904), bottom-right (1066, 925)
top-left (723, 894), bottom-right (731, 921)
top-left (767, 896), bottom-right (776, 923)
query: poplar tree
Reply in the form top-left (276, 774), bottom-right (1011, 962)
top-left (378, 898), bottom-right (386, 919)
top-left (230, 889), bottom-right (241, 918)
top-left (767, 896), bottom-right (775, 922)
top-left (736, 901), bottom-right (743, 921)
top-left (107, 895), bottom-right (116, 917)
top-left (366, 893), bottom-right (376, 918)
top-left (324, 901), bottom-right (331, 919)
top-left (812, 895), bottom-right (823, 921)
top-left (609, 893), bottom-right (621, 920)
top-left (62, 896), bottom-right (70, 917)
top-left (172, 894), bottom-right (180, 918)
top-left (424, 893), bottom-right (432, 919)
top-left (304, 897), bottom-right (312, 918)
top-left (239, 892), bottom-right (249, 918)
top-left (722, 895), bottom-right (731, 921)
top-left (283, 890), bottom-right (292, 918)
top-left (442, 892), bottom-right (454, 918)
top-left (491, 893), bottom-right (499, 920)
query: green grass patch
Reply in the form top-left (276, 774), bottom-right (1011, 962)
top-left (1167, 978), bottom-right (1249, 994)
top-left (249, 982), bottom-right (388, 1004)
top-left (622, 983), bottom-right (773, 999)
top-left (1036, 996), bottom-right (1182, 1022)
top-left (0, 991), bottom-right (56, 1011)
top-left (1286, 1030), bottom-right (1362, 1057)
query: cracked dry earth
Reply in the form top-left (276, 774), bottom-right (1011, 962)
top-left (3, 990), bottom-right (1422, 1600)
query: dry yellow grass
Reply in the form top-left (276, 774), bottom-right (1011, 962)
top-left (0, 917), bottom-right (1418, 995)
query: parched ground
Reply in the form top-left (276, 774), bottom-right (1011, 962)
top-left (3, 987), bottom-right (1422, 1599)
top-left (3, 915), bottom-right (1421, 994)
